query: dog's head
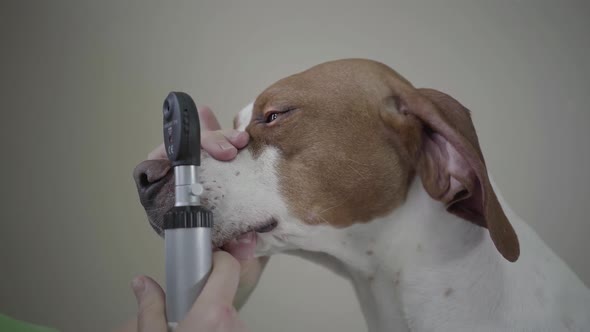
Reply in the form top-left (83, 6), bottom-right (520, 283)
top-left (133, 59), bottom-right (519, 262)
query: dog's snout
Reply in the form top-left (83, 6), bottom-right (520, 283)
top-left (133, 159), bottom-right (172, 197)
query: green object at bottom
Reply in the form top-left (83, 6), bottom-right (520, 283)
top-left (0, 314), bottom-right (59, 332)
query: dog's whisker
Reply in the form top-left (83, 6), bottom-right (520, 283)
top-left (346, 164), bottom-right (368, 180)
top-left (316, 214), bottom-right (331, 225)
top-left (318, 190), bottom-right (356, 216)
top-left (344, 157), bottom-right (371, 167)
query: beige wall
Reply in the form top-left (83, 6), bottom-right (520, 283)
top-left (1, 1), bottom-right (588, 331)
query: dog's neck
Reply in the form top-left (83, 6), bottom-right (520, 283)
top-left (289, 178), bottom-right (504, 332)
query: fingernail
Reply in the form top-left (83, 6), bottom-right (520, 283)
top-left (230, 131), bottom-right (243, 140)
top-left (219, 142), bottom-right (235, 151)
top-left (131, 277), bottom-right (145, 300)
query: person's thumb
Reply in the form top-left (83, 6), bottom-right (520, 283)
top-left (132, 276), bottom-right (168, 332)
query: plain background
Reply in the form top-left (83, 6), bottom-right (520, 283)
top-left (1, 1), bottom-right (588, 331)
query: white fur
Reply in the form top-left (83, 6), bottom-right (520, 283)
top-left (204, 104), bottom-right (590, 332)
top-left (235, 102), bottom-right (254, 131)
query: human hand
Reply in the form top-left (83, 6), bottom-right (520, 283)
top-left (132, 251), bottom-right (248, 332)
top-left (115, 106), bottom-right (268, 332)
top-left (144, 105), bottom-right (269, 308)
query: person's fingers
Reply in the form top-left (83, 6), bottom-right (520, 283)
top-left (199, 251), bottom-right (242, 305)
top-left (147, 105), bottom-right (220, 160)
top-left (148, 105), bottom-right (249, 162)
top-left (239, 256), bottom-right (269, 288)
top-left (201, 129), bottom-right (250, 160)
top-left (180, 252), bottom-right (242, 331)
top-left (234, 256), bottom-right (270, 310)
top-left (132, 276), bottom-right (168, 332)
top-left (150, 128), bottom-right (248, 161)
top-left (198, 105), bottom-right (222, 131)
top-left (201, 131), bottom-right (238, 160)
top-left (222, 129), bottom-right (250, 149)
top-left (147, 143), bottom-right (166, 160)
top-left (179, 303), bottom-right (245, 332)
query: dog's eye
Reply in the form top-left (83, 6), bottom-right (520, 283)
top-left (264, 107), bottom-right (295, 124)
top-left (266, 112), bottom-right (279, 123)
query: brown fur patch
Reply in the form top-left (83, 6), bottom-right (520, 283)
top-left (246, 59), bottom-right (416, 227)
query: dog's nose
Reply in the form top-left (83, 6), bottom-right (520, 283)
top-left (133, 159), bottom-right (172, 198)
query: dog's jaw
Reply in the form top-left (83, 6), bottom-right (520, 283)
top-left (199, 145), bottom-right (297, 255)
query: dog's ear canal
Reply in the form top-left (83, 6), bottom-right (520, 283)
top-left (384, 88), bottom-right (520, 262)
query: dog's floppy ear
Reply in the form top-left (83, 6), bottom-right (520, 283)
top-left (382, 87), bottom-right (519, 262)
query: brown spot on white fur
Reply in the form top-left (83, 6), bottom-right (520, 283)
top-left (246, 60), bottom-right (415, 227)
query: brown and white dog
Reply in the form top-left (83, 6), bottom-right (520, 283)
top-left (133, 59), bottom-right (590, 332)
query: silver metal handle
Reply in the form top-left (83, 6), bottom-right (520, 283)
top-left (165, 227), bottom-right (212, 324)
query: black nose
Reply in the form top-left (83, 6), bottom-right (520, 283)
top-left (133, 159), bottom-right (172, 199)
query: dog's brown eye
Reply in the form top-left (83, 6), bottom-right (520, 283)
top-left (265, 107), bottom-right (295, 124)
top-left (266, 112), bottom-right (279, 123)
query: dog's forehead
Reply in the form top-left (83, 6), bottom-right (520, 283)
top-left (250, 59), bottom-right (408, 114)
top-left (233, 59), bottom-right (411, 137)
